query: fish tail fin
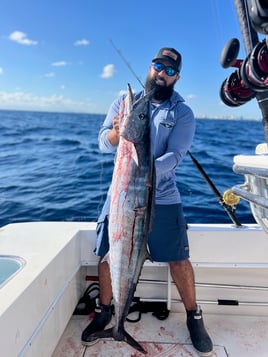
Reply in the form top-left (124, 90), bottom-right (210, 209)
top-left (89, 327), bottom-right (147, 354)
top-left (89, 327), bottom-right (114, 340)
top-left (113, 327), bottom-right (147, 354)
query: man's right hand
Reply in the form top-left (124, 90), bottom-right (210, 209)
top-left (108, 114), bottom-right (120, 146)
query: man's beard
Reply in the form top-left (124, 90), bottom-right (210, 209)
top-left (145, 75), bottom-right (174, 101)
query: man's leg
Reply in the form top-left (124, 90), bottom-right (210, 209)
top-left (169, 259), bottom-right (196, 310)
top-left (169, 259), bottom-right (213, 356)
top-left (81, 259), bottom-right (113, 345)
top-left (98, 259), bottom-right (112, 305)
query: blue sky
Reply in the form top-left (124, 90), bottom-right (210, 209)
top-left (0, 0), bottom-right (265, 119)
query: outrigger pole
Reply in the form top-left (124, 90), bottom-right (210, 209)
top-left (234, 0), bottom-right (259, 54)
top-left (109, 39), bottom-right (242, 226)
top-left (233, 0), bottom-right (268, 143)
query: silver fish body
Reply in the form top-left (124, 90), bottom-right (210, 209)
top-left (108, 84), bottom-right (154, 353)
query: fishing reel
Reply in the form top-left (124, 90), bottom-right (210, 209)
top-left (248, 0), bottom-right (268, 35)
top-left (222, 189), bottom-right (241, 217)
top-left (240, 39), bottom-right (268, 92)
top-left (220, 68), bottom-right (255, 107)
top-left (222, 189), bottom-right (240, 207)
top-left (220, 38), bottom-right (255, 107)
top-left (220, 37), bottom-right (268, 106)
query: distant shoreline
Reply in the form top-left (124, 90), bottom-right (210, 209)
top-left (0, 108), bottom-right (262, 122)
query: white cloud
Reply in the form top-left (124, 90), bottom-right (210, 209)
top-left (0, 68), bottom-right (3, 75)
top-left (51, 61), bottom-right (67, 67)
top-left (74, 38), bottom-right (89, 46)
top-left (0, 91), bottom-right (96, 113)
top-left (187, 94), bottom-right (196, 99)
top-left (8, 31), bottom-right (38, 46)
top-left (44, 72), bottom-right (55, 78)
top-left (118, 89), bottom-right (128, 96)
top-left (101, 64), bottom-right (115, 79)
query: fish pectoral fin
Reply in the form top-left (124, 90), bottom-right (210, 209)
top-left (131, 145), bottom-right (139, 166)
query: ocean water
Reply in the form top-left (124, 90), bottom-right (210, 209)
top-left (0, 109), bottom-right (266, 228)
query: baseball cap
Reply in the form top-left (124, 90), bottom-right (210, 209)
top-left (152, 47), bottom-right (182, 72)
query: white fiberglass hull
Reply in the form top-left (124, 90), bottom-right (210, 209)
top-left (0, 221), bottom-right (267, 356)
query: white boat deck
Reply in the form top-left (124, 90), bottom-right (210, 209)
top-left (1, 222), bottom-right (268, 356)
top-left (52, 311), bottom-right (268, 356)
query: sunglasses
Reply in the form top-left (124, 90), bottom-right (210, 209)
top-left (152, 62), bottom-right (178, 76)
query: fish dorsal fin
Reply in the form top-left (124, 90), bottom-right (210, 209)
top-left (127, 83), bottom-right (134, 107)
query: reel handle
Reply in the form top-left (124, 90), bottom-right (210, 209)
top-left (220, 38), bottom-right (240, 68)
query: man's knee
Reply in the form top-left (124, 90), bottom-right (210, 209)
top-left (169, 259), bottom-right (190, 268)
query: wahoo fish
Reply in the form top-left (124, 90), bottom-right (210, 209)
top-left (95, 84), bottom-right (154, 354)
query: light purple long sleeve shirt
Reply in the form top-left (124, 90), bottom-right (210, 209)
top-left (98, 90), bottom-right (195, 209)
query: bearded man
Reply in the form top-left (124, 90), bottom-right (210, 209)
top-left (81, 47), bottom-right (213, 357)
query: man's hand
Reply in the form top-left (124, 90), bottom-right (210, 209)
top-left (112, 115), bottom-right (120, 135)
top-left (108, 114), bottom-right (120, 146)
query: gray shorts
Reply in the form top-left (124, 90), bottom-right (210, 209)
top-left (95, 204), bottom-right (189, 262)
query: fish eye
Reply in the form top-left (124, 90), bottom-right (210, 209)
top-left (138, 113), bottom-right (145, 120)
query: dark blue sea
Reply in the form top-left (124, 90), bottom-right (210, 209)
top-left (0, 109), bottom-right (266, 228)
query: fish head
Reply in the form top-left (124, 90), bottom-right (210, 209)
top-left (120, 94), bottom-right (151, 144)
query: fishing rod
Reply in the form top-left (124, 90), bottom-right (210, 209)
top-left (188, 151), bottom-right (241, 227)
top-left (110, 39), bottom-right (242, 226)
top-left (110, 39), bottom-right (144, 89)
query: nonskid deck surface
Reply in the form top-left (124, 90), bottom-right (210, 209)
top-left (52, 311), bottom-right (268, 356)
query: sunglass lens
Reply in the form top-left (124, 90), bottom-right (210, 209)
top-left (153, 63), bottom-right (164, 72)
top-left (153, 63), bottom-right (177, 76)
top-left (166, 67), bottom-right (176, 76)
